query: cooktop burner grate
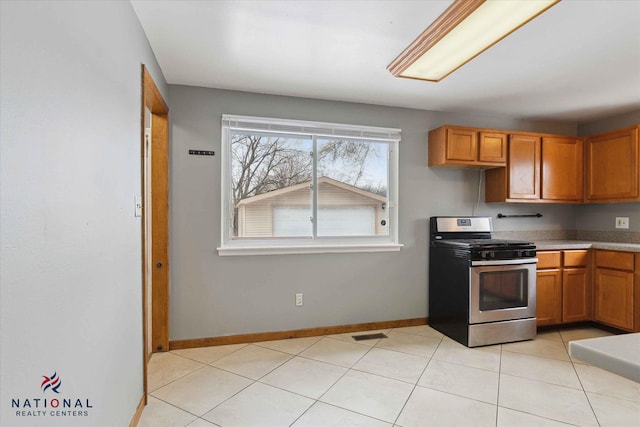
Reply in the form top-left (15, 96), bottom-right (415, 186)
top-left (435, 238), bottom-right (534, 248)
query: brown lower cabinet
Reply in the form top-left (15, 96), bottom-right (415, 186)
top-left (536, 267), bottom-right (562, 325)
top-left (536, 250), bottom-right (590, 326)
top-left (563, 268), bottom-right (591, 323)
top-left (594, 250), bottom-right (638, 331)
top-left (537, 249), bottom-right (640, 332)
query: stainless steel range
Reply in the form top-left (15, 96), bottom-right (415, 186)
top-left (429, 216), bottom-right (537, 347)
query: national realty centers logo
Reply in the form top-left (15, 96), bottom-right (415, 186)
top-left (41, 372), bottom-right (61, 394)
top-left (11, 371), bottom-right (94, 419)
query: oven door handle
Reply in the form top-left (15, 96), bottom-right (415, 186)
top-left (471, 258), bottom-right (538, 266)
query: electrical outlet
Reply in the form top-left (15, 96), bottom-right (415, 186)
top-left (615, 217), bottom-right (629, 229)
top-left (295, 293), bottom-right (303, 306)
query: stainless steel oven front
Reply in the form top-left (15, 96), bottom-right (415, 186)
top-left (469, 258), bottom-right (537, 324)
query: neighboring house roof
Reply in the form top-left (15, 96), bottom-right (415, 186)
top-left (236, 176), bottom-right (386, 206)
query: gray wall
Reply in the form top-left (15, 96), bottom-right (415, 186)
top-left (576, 109), bottom-right (640, 232)
top-left (576, 203), bottom-right (640, 232)
top-left (578, 109), bottom-right (640, 136)
top-left (168, 85), bottom-right (579, 340)
top-left (1, 1), bottom-right (167, 426)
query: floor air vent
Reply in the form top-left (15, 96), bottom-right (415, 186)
top-left (352, 333), bottom-right (388, 341)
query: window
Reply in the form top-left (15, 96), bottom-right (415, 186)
top-left (219, 115), bottom-right (401, 255)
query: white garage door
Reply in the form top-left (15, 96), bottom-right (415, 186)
top-left (273, 206), bottom-right (375, 237)
top-left (273, 207), bottom-right (311, 237)
top-left (318, 206), bottom-right (376, 236)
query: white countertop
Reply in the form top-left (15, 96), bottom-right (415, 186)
top-left (569, 334), bottom-right (640, 383)
top-left (534, 240), bottom-right (640, 253)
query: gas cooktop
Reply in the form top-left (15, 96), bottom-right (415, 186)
top-left (434, 238), bottom-right (535, 249)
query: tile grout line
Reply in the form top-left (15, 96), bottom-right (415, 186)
top-left (582, 390), bottom-right (640, 404)
top-left (496, 332), bottom-right (570, 426)
top-left (200, 342), bottom-right (316, 423)
top-left (315, 333), bottom-right (379, 400)
top-left (567, 344), bottom-right (603, 427)
top-left (170, 342), bottom-right (249, 364)
top-left (499, 332), bottom-right (603, 427)
top-left (501, 347), bottom-right (574, 364)
top-left (174, 343), bottom-right (299, 424)
top-left (288, 327), bottom-right (444, 426)
top-left (273, 333), bottom-right (400, 425)
top-left (148, 363), bottom-right (209, 395)
top-left (147, 346), bottom-right (250, 399)
top-left (145, 393), bottom-right (208, 422)
top-left (429, 354), bottom-right (502, 374)
top-left (287, 333), bottom-right (381, 426)
top-left (143, 327), bottom-right (626, 426)
top-left (498, 336), bottom-right (604, 392)
top-left (198, 355), bottom-right (292, 383)
top-left (495, 343), bottom-right (503, 427)
top-left (391, 334), bottom-right (445, 426)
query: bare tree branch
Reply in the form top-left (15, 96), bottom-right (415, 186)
top-left (230, 135), bottom-right (386, 235)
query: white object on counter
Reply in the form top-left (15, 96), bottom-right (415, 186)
top-left (569, 333), bottom-right (640, 383)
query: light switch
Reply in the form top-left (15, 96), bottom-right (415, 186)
top-left (135, 195), bottom-right (142, 217)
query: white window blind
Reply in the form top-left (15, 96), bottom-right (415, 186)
top-left (222, 115), bottom-right (401, 142)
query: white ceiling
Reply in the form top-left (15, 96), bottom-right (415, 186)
top-left (131, 0), bottom-right (640, 123)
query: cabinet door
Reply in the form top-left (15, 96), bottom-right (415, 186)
top-left (586, 127), bottom-right (639, 202)
top-left (508, 134), bottom-right (541, 200)
top-left (542, 137), bottom-right (584, 201)
top-left (478, 132), bottom-right (506, 164)
top-left (562, 268), bottom-right (590, 323)
top-left (446, 128), bottom-right (477, 162)
top-left (595, 268), bottom-right (634, 330)
top-left (536, 269), bottom-right (562, 326)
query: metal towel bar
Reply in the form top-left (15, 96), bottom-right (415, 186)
top-left (497, 213), bottom-right (543, 218)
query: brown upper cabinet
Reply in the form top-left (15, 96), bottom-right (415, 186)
top-left (505, 134), bottom-right (540, 200)
top-left (485, 133), bottom-right (583, 203)
top-left (541, 136), bottom-right (584, 201)
top-left (428, 125), bottom-right (506, 168)
top-left (585, 125), bottom-right (640, 203)
top-left (430, 123), bottom-right (640, 204)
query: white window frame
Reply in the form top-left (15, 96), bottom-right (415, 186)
top-left (218, 114), bottom-right (402, 256)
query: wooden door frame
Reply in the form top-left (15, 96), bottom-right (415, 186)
top-left (141, 65), bottom-right (169, 400)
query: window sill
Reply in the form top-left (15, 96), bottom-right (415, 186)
top-left (217, 242), bottom-right (403, 256)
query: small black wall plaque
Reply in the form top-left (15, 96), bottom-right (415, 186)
top-left (189, 150), bottom-right (215, 156)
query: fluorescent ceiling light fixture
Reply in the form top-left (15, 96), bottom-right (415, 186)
top-left (388, 0), bottom-right (560, 82)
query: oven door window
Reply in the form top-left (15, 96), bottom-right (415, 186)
top-left (469, 262), bottom-right (536, 323)
top-left (479, 270), bottom-right (528, 311)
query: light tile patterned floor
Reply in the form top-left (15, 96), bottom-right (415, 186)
top-left (139, 325), bottom-right (640, 427)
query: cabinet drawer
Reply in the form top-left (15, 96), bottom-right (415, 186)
top-left (595, 250), bottom-right (634, 271)
top-left (564, 250), bottom-right (589, 267)
top-left (538, 251), bottom-right (561, 269)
